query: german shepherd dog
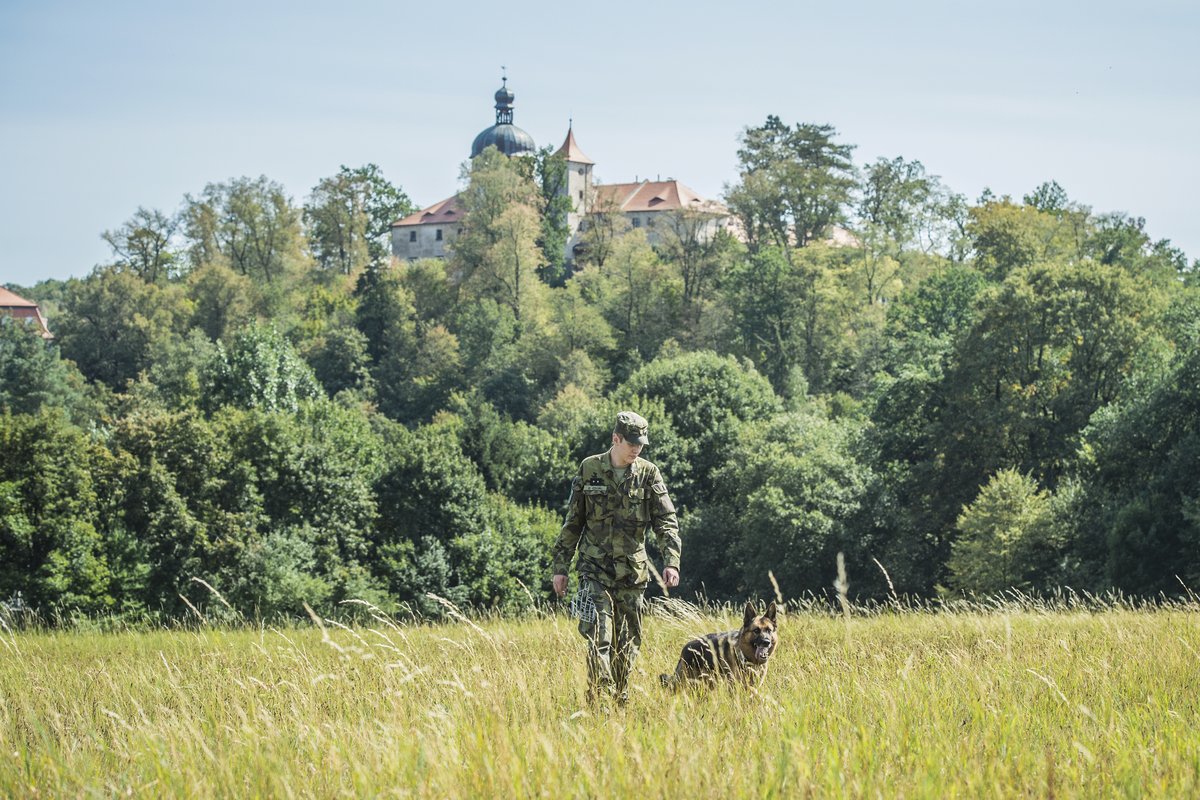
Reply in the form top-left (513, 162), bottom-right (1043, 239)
top-left (660, 601), bottom-right (778, 690)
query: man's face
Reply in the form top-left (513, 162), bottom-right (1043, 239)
top-left (610, 434), bottom-right (644, 467)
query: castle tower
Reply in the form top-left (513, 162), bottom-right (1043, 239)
top-left (554, 123), bottom-right (594, 255)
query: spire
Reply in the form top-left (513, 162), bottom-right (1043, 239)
top-left (555, 125), bottom-right (594, 165)
top-left (493, 69), bottom-right (514, 125)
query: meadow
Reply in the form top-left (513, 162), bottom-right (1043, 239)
top-left (1, 597), bottom-right (1198, 799)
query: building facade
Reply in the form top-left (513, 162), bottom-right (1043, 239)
top-left (390, 79), bottom-right (731, 265)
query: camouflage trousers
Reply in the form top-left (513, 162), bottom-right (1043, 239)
top-left (577, 578), bottom-right (645, 703)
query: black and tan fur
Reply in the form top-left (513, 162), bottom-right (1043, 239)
top-left (660, 601), bottom-right (779, 690)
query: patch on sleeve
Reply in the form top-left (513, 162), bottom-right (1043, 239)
top-left (651, 482), bottom-right (675, 513)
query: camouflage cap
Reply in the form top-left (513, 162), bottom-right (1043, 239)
top-left (614, 410), bottom-right (650, 445)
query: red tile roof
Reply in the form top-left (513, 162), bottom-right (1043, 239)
top-left (0, 287), bottom-right (52, 338)
top-left (0, 287), bottom-right (38, 308)
top-left (554, 128), bottom-right (594, 165)
top-left (594, 180), bottom-right (727, 214)
top-left (392, 195), bottom-right (463, 228)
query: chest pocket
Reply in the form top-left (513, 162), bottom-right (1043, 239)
top-left (625, 486), bottom-right (650, 522)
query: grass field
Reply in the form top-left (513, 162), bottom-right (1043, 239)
top-left (2, 598), bottom-right (1198, 798)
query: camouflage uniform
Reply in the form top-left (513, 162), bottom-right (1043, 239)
top-left (551, 411), bottom-right (681, 703)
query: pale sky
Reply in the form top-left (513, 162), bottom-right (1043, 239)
top-left (2, 0), bottom-right (1197, 287)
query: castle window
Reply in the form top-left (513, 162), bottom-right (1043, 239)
top-left (578, 191), bottom-right (583, 201)
top-left (632, 217), bottom-right (641, 228)
top-left (647, 217), bottom-right (655, 228)
top-left (435, 229), bottom-right (443, 241)
top-left (577, 167), bottom-right (584, 175)
top-left (409, 231), bottom-right (416, 242)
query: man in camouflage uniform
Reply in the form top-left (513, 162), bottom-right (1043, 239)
top-left (551, 411), bottom-right (681, 705)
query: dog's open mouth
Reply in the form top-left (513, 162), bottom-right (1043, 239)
top-left (754, 644), bottom-right (771, 662)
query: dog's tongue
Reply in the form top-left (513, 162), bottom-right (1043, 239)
top-left (755, 645), bottom-right (771, 661)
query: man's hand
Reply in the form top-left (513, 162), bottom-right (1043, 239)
top-left (663, 567), bottom-right (680, 589)
top-left (552, 574), bottom-right (568, 597)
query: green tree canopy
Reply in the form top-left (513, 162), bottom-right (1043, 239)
top-left (305, 164), bottom-right (414, 273)
top-left (55, 267), bottom-right (193, 390)
top-left (948, 469), bottom-right (1059, 595)
top-left (181, 175), bottom-right (306, 285)
top-left (0, 410), bottom-right (113, 612)
top-left (101, 207), bottom-right (180, 283)
top-left (726, 116), bottom-right (856, 255)
top-left (202, 324), bottom-right (322, 413)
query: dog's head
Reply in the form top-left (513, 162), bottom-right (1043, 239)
top-left (738, 601), bottom-right (778, 665)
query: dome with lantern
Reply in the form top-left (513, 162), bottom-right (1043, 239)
top-left (470, 77), bottom-right (536, 158)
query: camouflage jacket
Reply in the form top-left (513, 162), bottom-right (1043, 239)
top-left (551, 451), bottom-right (681, 588)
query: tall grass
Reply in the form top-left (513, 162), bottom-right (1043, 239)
top-left (2, 597), bottom-right (1198, 798)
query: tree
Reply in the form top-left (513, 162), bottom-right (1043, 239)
top-left (398, 259), bottom-right (457, 325)
top-left (854, 157), bottom-right (939, 305)
top-left (581, 231), bottom-right (680, 361)
top-left (0, 320), bottom-right (96, 422)
top-left (1086, 212), bottom-right (1188, 285)
top-left (55, 267), bottom-right (193, 390)
top-left (966, 196), bottom-right (1088, 280)
top-left (725, 116), bottom-right (856, 258)
top-left (103, 409), bottom-right (239, 614)
top-left (451, 147), bottom-right (541, 292)
top-left (304, 164), bottom-right (414, 273)
top-left (181, 176), bottom-right (306, 285)
top-left (1065, 341), bottom-right (1200, 594)
top-left (682, 410), bottom-right (870, 599)
top-left (874, 258), bottom-right (1164, 593)
top-left (1022, 180), bottom-right (1070, 213)
top-left (0, 410), bottom-right (113, 612)
top-left (948, 469), bottom-right (1059, 594)
top-left (354, 265), bottom-right (416, 365)
top-left (942, 259), bottom-right (1158, 490)
top-left (371, 422), bottom-right (491, 609)
top-left (101, 207), bottom-right (180, 283)
top-left (470, 202), bottom-right (549, 324)
top-left (376, 322), bottom-right (464, 424)
top-left (186, 262), bottom-right (255, 342)
top-left (216, 401), bottom-right (384, 607)
top-left (655, 207), bottom-right (738, 339)
top-left (301, 326), bottom-right (374, 400)
top-left (575, 186), bottom-right (629, 270)
top-left (355, 264), bottom-right (464, 423)
top-left (518, 146), bottom-right (572, 285)
top-left (202, 324), bottom-right (322, 413)
top-left (723, 244), bottom-right (856, 394)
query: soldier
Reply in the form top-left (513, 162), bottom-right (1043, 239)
top-left (551, 410), bottom-right (681, 705)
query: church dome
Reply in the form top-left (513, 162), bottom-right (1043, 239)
top-left (471, 124), bottom-right (536, 158)
top-left (471, 77), bottom-right (536, 158)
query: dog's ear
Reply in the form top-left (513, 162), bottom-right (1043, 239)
top-left (742, 601), bottom-right (757, 628)
top-left (765, 600), bottom-right (778, 625)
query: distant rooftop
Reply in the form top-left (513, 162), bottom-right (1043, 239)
top-left (595, 180), bottom-right (727, 214)
top-left (0, 286), bottom-right (53, 338)
top-left (392, 195), bottom-right (463, 228)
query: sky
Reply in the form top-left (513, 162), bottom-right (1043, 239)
top-left (2, 0), bottom-right (1198, 287)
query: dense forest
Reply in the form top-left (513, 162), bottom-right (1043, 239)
top-left (3, 118), bottom-right (1198, 621)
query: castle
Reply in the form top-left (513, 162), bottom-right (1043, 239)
top-left (389, 78), bottom-right (732, 265)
